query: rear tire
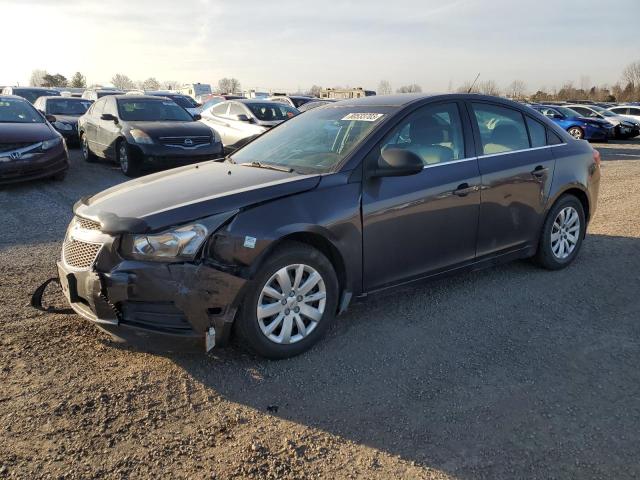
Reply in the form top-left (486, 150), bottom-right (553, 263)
top-left (117, 139), bottom-right (141, 177)
top-left (567, 126), bottom-right (584, 140)
top-left (534, 195), bottom-right (586, 270)
top-left (235, 242), bottom-right (339, 359)
top-left (80, 133), bottom-right (96, 162)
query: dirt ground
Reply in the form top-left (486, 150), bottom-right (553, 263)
top-left (1, 140), bottom-right (639, 479)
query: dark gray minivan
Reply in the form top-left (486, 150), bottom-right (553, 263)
top-left (56, 94), bottom-right (600, 358)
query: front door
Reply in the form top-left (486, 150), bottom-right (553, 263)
top-left (468, 101), bottom-right (556, 257)
top-left (362, 102), bottom-right (481, 291)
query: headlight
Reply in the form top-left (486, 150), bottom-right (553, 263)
top-left (42, 137), bottom-right (62, 150)
top-left (53, 121), bottom-right (73, 131)
top-left (210, 127), bottom-right (221, 143)
top-left (130, 129), bottom-right (154, 144)
top-left (121, 211), bottom-right (238, 261)
top-left (130, 223), bottom-right (207, 259)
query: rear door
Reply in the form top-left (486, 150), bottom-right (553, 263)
top-left (84, 98), bottom-right (106, 154)
top-left (362, 101), bottom-right (481, 290)
top-left (204, 102), bottom-right (233, 145)
top-left (97, 97), bottom-right (120, 159)
top-left (468, 101), bottom-right (556, 258)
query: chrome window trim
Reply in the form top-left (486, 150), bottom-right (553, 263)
top-left (478, 143), bottom-right (567, 159)
top-left (422, 156), bottom-right (478, 170)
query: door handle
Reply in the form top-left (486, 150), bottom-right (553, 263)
top-left (531, 165), bottom-right (549, 177)
top-left (453, 183), bottom-right (479, 197)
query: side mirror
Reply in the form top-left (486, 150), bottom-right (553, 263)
top-left (101, 113), bottom-right (118, 123)
top-left (552, 113), bottom-right (563, 119)
top-left (236, 114), bottom-right (251, 122)
top-left (45, 114), bottom-right (57, 123)
top-left (369, 148), bottom-right (424, 178)
top-left (192, 113), bottom-right (202, 121)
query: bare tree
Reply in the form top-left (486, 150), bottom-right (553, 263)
top-left (111, 74), bottom-right (135, 90)
top-left (396, 84), bottom-right (422, 93)
top-left (141, 77), bottom-right (161, 90)
top-left (377, 80), bottom-right (392, 95)
top-left (477, 80), bottom-right (500, 96)
top-left (622, 60), bottom-right (640, 86)
top-left (307, 85), bottom-right (322, 97)
top-left (218, 78), bottom-right (241, 94)
top-left (70, 72), bottom-right (87, 88)
top-left (506, 80), bottom-right (527, 99)
top-left (30, 69), bottom-right (48, 87)
top-left (163, 80), bottom-right (181, 91)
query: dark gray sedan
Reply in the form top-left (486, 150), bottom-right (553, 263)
top-left (56, 94), bottom-right (600, 358)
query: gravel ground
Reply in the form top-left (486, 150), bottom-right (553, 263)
top-left (1, 140), bottom-right (639, 479)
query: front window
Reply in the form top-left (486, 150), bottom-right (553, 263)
top-left (46, 99), bottom-right (92, 115)
top-left (231, 106), bottom-right (391, 173)
top-left (117, 99), bottom-right (194, 122)
top-left (0, 98), bottom-right (44, 123)
top-left (245, 103), bottom-right (298, 121)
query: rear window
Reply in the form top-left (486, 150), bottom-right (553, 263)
top-left (14, 89), bottom-right (59, 104)
top-left (46, 99), bottom-right (92, 115)
top-left (526, 117), bottom-right (547, 148)
top-left (471, 103), bottom-right (529, 155)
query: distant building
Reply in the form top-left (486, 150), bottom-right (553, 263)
top-left (320, 87), bottom-right (376, 99)
top-left (180, 83), bottom-right (212, 100)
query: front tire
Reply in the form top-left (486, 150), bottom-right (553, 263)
top-left (535, 195), bottom-right (586, 270)
top-left (117, 140), bottom-right (141, 177)
top-left (235, 242), bottom-right (339, 359)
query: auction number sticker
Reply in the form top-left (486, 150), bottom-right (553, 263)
top-left (341, 113), bottom-right (385, 122)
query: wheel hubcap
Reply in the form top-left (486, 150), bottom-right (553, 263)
top-left (551, 206), bottom-right (580, 259)
top-left (119, 144), bottom-right (128, 171)
top-left (257, 264), bottom-right (326, 345)
top-left (82, 138), bottom-right (88, 158)
top-left (569, 128), bottom-right (582, 139)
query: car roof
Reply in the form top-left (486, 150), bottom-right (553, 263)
top-left (112, 95), bottom-right (171, 100)
top-left (332, 93), bottom-right (525, 108)
top-left (7, 86), bottom-right (57, 91)
top-left (234, 98), bottom-right (282, 104)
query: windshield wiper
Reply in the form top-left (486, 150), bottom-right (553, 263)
top-left (242, 161), bottom-right (293, 173)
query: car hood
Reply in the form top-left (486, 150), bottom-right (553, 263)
top-left (125, 121), bottom-right (214, 138)
top-left (74, 161), bottom-right (321, 233)
top-left (0, 122), bottom-right (57, 142)
top-left (255, 119), bottom-right (285, 128)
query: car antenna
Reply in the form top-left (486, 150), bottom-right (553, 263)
top-left (467, 73), bottom-right (481, 93)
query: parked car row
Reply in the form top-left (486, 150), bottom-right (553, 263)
top-left (529, 102), bottom-right (640, 140)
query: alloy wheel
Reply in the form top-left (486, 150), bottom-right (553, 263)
top-left (82, 136), bottom-right (89, 159)
top-left (257, 264), bottom-right (327, 344)
top-left (551, 206), bottom-right (580, 259)
top-left (568, 127), bottom-right (583, 140)
top-left (119, 143), bottom-right (129, 172)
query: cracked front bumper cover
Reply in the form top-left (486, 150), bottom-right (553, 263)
top-left (57, 259), bottom-right (246, 350)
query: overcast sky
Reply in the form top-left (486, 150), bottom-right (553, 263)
top-left (2, 0), bottom-right (638, 93)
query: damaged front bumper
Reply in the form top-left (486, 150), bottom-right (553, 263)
top-left (57, 254), bottom-right (246, 352)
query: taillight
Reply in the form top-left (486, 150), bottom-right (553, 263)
top-left (593, 149), bottom-right (601, 167)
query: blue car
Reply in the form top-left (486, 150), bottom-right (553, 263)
top-left (530, 105), bottom-right (613, 141)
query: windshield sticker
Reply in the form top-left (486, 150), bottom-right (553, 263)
top-left (341, 113), bottom-right (385, 122)
top-left (162, 101), bottom-right (176, 106)
top-left (243, 236), bottom-right (257, 249)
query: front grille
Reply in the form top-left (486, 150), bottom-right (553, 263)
top-left (75, 216), bottom-right (101, 231)
top-left (63, 239), bottom-right (102, 269)
top-left (0, 143), bottom-right (35, 153)
top-left (157, 136), bottom-right (211, 147)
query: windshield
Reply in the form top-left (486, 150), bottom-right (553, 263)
top-left (0, 98), bottom-right (44, 123)
top-left (291, 97), bottom-right (313, 108)
top-left (46, 99), bottom-right (92, 115)
top-left (246, 103), bottom-right (299, 121)
top-left (153, 94), bottom-right (197, 108)
top-left (231, 106), bottom-right (390, 173)
top-left (14, 89), bottom-right (59, 104)
top-left (117, 99), bottom-right (194, 122)
top-left (590, 105), bottom-right (615, 117)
